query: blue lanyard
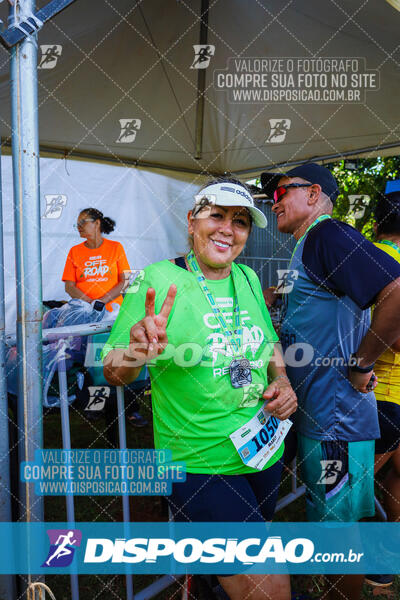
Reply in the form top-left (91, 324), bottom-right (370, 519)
top-left (186, 250), bottom-right (242, 356)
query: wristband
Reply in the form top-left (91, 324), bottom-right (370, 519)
top-left (349, 353), bottom-right (375, 373)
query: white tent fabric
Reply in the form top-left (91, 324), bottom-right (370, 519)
top-left (0, 0), bottom-right (399, 176)
top-left (0, 0), bottom-right (399, 325)
top-left (1, 156), bottom-right (203, 331)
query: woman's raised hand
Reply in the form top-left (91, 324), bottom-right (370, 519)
top-left (127, 285), bottom-right (177, 365)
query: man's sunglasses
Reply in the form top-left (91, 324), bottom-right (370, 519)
top-left (273, 183), bottom-right (312, 204)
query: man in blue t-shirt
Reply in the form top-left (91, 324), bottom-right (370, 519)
top-left (261, 163), bottom-right (400, 600)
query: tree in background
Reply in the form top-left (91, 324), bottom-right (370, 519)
top-left (329, 156), bottom-right (400, 240)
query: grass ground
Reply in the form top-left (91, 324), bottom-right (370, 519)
top-left (31, 391), bottom-right (399, 600)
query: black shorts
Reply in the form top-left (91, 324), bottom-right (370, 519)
top-left (375, 400), bottom-right (400, 454)
top-left (167, 459), bottom-right (283, 523)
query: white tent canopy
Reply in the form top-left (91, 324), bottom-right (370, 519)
top-left (0, 4), bottom-right (398, 590)
top-left (0, 0), bottom-right (398, 328)
top-left (0, 0), bottom-right (399, 177)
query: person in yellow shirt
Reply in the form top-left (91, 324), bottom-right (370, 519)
top-left (366, 190), bottom-right (400, 589)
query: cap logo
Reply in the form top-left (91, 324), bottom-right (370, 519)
top-left (220, 185), bottom-right (253, 204)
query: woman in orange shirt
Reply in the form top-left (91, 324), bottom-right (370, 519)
top-left (63, 207), bottom-right (130, 313)
top-left (63, 208), bottom-right (147, 426)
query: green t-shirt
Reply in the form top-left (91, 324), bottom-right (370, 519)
top-left (103, 259), bottom-right (282, 474)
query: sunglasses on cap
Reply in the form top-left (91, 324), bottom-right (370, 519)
top-left (273, 183), bottom-right (312, 204)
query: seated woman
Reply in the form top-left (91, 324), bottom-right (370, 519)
top-left (62, 207), bottom-right (130, 313)
top-left (103, 178), bottom-right (297, 600)
top-left (63, 208), bottom-right (147, 425)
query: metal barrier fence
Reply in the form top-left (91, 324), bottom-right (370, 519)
top-left (8, 318), bottom-right (388, 600)
top-left (7, 319), bottom-right (307, 600)
top-left (239, 201), bottom-right (296, 290)
top-left (239, 256), bottom-right (294, 290)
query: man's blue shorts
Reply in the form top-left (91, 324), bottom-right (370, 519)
top-left (297, 433), bottom-right (375, 522)
top-left (167, 459), bottom-right (283, 522)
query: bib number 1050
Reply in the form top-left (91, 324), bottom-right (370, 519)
top-left (251, 416), bottom-right (279, 452)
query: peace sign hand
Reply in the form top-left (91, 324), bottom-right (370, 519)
top-left (126, 284), bottom-right (177, 366)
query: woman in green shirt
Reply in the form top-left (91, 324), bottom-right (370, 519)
top-left (103, 178), bottom-right (297, 600)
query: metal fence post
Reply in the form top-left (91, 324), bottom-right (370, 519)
top-left (116, 386), bottom-right (134, 600)
top-left (0, 141), bottom-right (16, 598)
top-left (57, 339), bottom-right (79, 600)
top-left (9, 0), bottom-right (44, 527)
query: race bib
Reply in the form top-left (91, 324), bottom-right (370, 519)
top-left (230, 402), bottom-right (292, 471)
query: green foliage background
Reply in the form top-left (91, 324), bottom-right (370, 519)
top-left (329, 156), bottom-right (400, 240)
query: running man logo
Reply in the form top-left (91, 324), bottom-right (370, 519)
top-left (122, 269), bottom-right (143, 292)
top-left (317, 460), bottom-right (343, 485)
top-left (116, 119), bottom-right (142, 143)
top-left (86, 386), bottom-right (110, 412)
top-left (276, 269), bottom-right (299, 294)
top-left (42, 529), bottom-right (82, 567)
top-left (348, 195), bottom-right (370, 220)
top-left (38, 45), bottom-right (62, 69)
top-left (191, 45), bottom-right (215, 69)
top-left (241, 383), bottom-right (264, 408)
top-left (266, 119), bottom-right (291, 143)
top-left (126, 270), bottom-right (145, 294)
top-left (43, 194), bottom-right (67, 219)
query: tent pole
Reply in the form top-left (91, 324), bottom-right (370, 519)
top-left (3, 138), bottom-right (399, 179)
top-left (194, 0), bottom-right (209, 160)
top-left (232, 141), bottom-right (400, 176)
top-left (9, 0), bottom-right (44, 536)
top-left (0, 145), bottom-right (17, 599)
top-left (1, 140), bottom-right (217, 175)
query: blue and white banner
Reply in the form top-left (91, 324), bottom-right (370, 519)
top-left (2, 522), bottom-right (399, 574)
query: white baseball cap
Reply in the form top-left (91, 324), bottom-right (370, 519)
top-left (194, 182), bottom-right (267, 228)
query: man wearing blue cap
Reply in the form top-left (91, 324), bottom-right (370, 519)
top-left (261, 163), bottom-right (400, 600)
